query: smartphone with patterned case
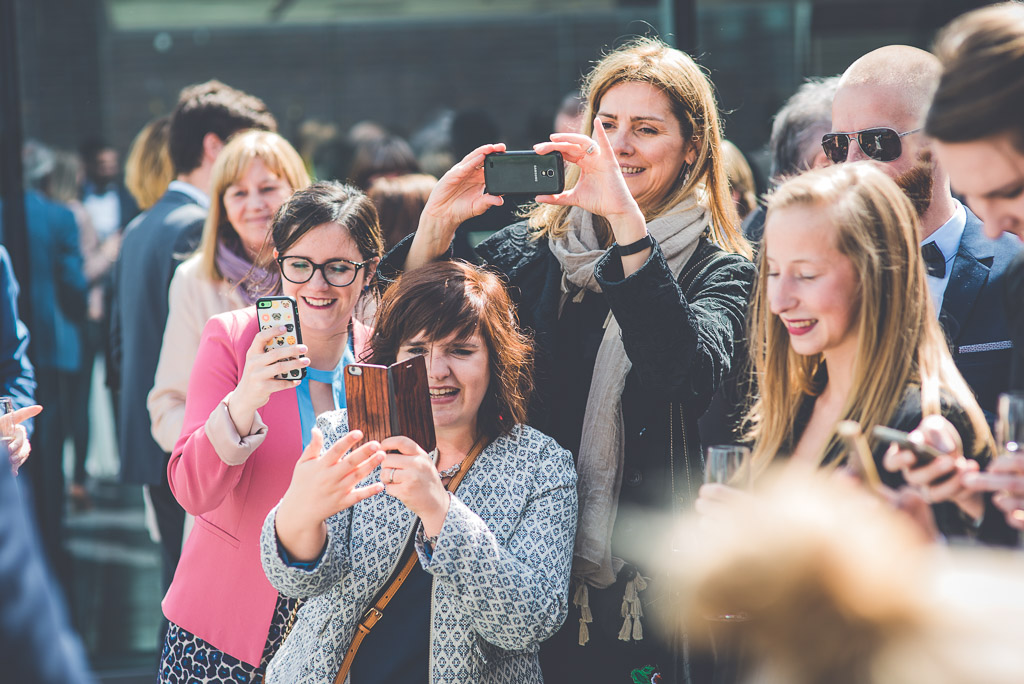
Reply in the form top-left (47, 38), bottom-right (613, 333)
top-left (256, 296), bottom-right (306, 381)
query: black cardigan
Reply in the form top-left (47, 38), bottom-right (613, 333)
top-left (381, 222), bottom-right (756, 538)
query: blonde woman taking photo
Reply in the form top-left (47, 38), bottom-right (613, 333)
top-left (386, 37), bottom-right (755, 682)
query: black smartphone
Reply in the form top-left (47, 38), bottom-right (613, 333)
top-left (484, 151), bottom-right (564, 195)
top-left (256, 296), bottom-right (306, 381)
top-left (871, 425), bottom-right (945, 466)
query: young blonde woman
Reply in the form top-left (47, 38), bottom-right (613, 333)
top-left (148, 129), bottom-right (310, 454)
top-left (698, 162), bottom-right (1012, 545)
top-left (385, 36), bottom-right (755, 683)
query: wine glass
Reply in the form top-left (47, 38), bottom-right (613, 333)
top-left (704, 444), bottom-right (751, 621)
top-left (705, 444), bottom-right (752, 489)
top-left (0, 397), bottom-right (15, 469)
top-left (996, 392), bottom-right (1024, 458)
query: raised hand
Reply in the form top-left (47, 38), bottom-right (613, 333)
top-left (407, 143), bottom-right (506, 270)
top-left (881, 415), bottom-right (983, 520)
top-left (275, 428), bottom-right (386, 562)
top-left (378, 435), bottom-right (451, 537)
top-left (964, 453), bottom-right (1024, 530)
top-left (534, 117), bottom-right (645, 238)
top-left (228, 326), bottom-right (311, 435)
top-left (5, 404), bottom-right (42, 475)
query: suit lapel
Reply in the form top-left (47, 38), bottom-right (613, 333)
top-left (939, 209), bottom-right (994, 346)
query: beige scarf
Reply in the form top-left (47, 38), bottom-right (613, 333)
top-left (549, 200), bottom-right (709, 589)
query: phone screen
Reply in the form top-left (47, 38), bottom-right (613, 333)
top-left (257, 296), bottom-right (306, 380)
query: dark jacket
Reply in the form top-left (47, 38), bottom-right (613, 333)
top-left (111, 187), bottom-right (205, 485)
top-left (1005, 251), bottom-right (1024, 391)
top-left (939, 209), bottom-right (1022, 416)
top-left (0, 246), bottom-right (36, 424)
top-left (1, 192), bottom-right (88, 373)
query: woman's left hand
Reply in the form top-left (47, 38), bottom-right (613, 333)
top-left (379, 436), bottom-right (451, 537)
top-left (534, 117), bottom-right (647, 243)
top-left (5, 405), bottom-right (42, 475)
top-left (881, 415), bottom-right (983, 520)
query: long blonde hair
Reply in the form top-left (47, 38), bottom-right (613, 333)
top-left (527, 36), bottom-right (751, 259)
top-left (746, 162), bottom-right (990, 468)
top-left (196, 130), bottom-right (310, 282)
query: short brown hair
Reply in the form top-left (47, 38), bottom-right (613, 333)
top-left (368, 261), bottom-right (533, 439)
top-left (926, 2), bottom-right (1024, 151)
top-left (168, 80), bottom-right (277, 175)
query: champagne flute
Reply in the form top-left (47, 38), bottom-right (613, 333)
top-left (704, 444), bottom-right (751, 621)
top-left (0, 397), bottom-right (15, 471)
top-left (705, 444), bottom-right (752, 489)
top-left (996, 392), bottom-right (1024, 458)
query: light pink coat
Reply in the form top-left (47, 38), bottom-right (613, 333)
top-left (163, 307), bottom-right (370, 666)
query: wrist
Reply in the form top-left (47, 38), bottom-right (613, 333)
top-left (605, 204), bottom-right (646, 241)
top-left (419, 490), bottom-right (451, 538)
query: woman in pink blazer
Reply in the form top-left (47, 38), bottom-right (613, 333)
top-left (161, 182), bottom-right (384, 683)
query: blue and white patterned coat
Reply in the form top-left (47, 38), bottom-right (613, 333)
top-left (260, 410), bottom-right (577, 683)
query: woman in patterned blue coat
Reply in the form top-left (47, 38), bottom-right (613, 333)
top-left (260, 260), bottom-right (578, 683)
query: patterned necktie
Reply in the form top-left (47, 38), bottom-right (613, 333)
top-left (921, 241), bottom-right (946, 278)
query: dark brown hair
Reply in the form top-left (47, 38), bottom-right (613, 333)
top-left (368, 261), bottom-right (533, 439)
top-left (168, 80), bottom-right (277, 175)
top-left (926, 2), bottom-right (1024, 151)
top-left (271, 181), bottom-right (384, 264)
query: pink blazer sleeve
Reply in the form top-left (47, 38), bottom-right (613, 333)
top-left (168, 311), bottom-right (258, 515)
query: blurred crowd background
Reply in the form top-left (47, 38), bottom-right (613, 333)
top-left (0, 0), bottom-right (1003, 681)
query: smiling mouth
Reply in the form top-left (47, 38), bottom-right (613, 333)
top-left (783, 319), bottom-right (817, 335)
top-left (302, 296), bottom-right (335, 308)
top-left (429, 388), bottom-right (458, 397)
top-left (620, 166), bottom-right (645, 175)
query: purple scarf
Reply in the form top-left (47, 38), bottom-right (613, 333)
top-left (215, 240), bottom-right (280, 306)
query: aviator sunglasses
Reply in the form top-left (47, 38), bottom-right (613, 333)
top-left (821, 127), bottom-right (921, 164)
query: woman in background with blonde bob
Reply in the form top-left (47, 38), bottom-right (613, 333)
top-left (706, 162), bottom-right (1010, 543)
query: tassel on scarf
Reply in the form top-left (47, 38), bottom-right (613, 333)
top-left (574, 582), bottom-right (592, 646)
top-left (618, 574), bottom-right (648, 642)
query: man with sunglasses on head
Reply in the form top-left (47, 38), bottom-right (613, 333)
top-left (828, 45), bottom-right (1021, 419)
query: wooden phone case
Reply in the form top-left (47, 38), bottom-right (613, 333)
top-left (345, 354), bottom-right (436, 452)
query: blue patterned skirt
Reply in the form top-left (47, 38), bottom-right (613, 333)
top-left (158, 594), bottom-right (298, 683)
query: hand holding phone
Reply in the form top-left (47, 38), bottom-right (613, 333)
top-left (871, 426), bottom-right (946, 466)
top-left (257, 296), bottom-right (306, 381)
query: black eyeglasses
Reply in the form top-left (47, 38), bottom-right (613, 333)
top-left (821, 127), bottom-right (921, 164)
top-left (276, 256), bottom-right (370, 288)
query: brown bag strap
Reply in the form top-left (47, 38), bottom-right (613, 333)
top-left (333, 436), bottom-right (487, 684)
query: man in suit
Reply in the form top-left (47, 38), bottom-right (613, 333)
top-left (829, 45), bottom-right (1021, 416)
top-left (110, 81), bottom-right (276, 608)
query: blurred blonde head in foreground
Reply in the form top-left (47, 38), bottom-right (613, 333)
top-left (650, 469), bottom-right (1024, 684)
